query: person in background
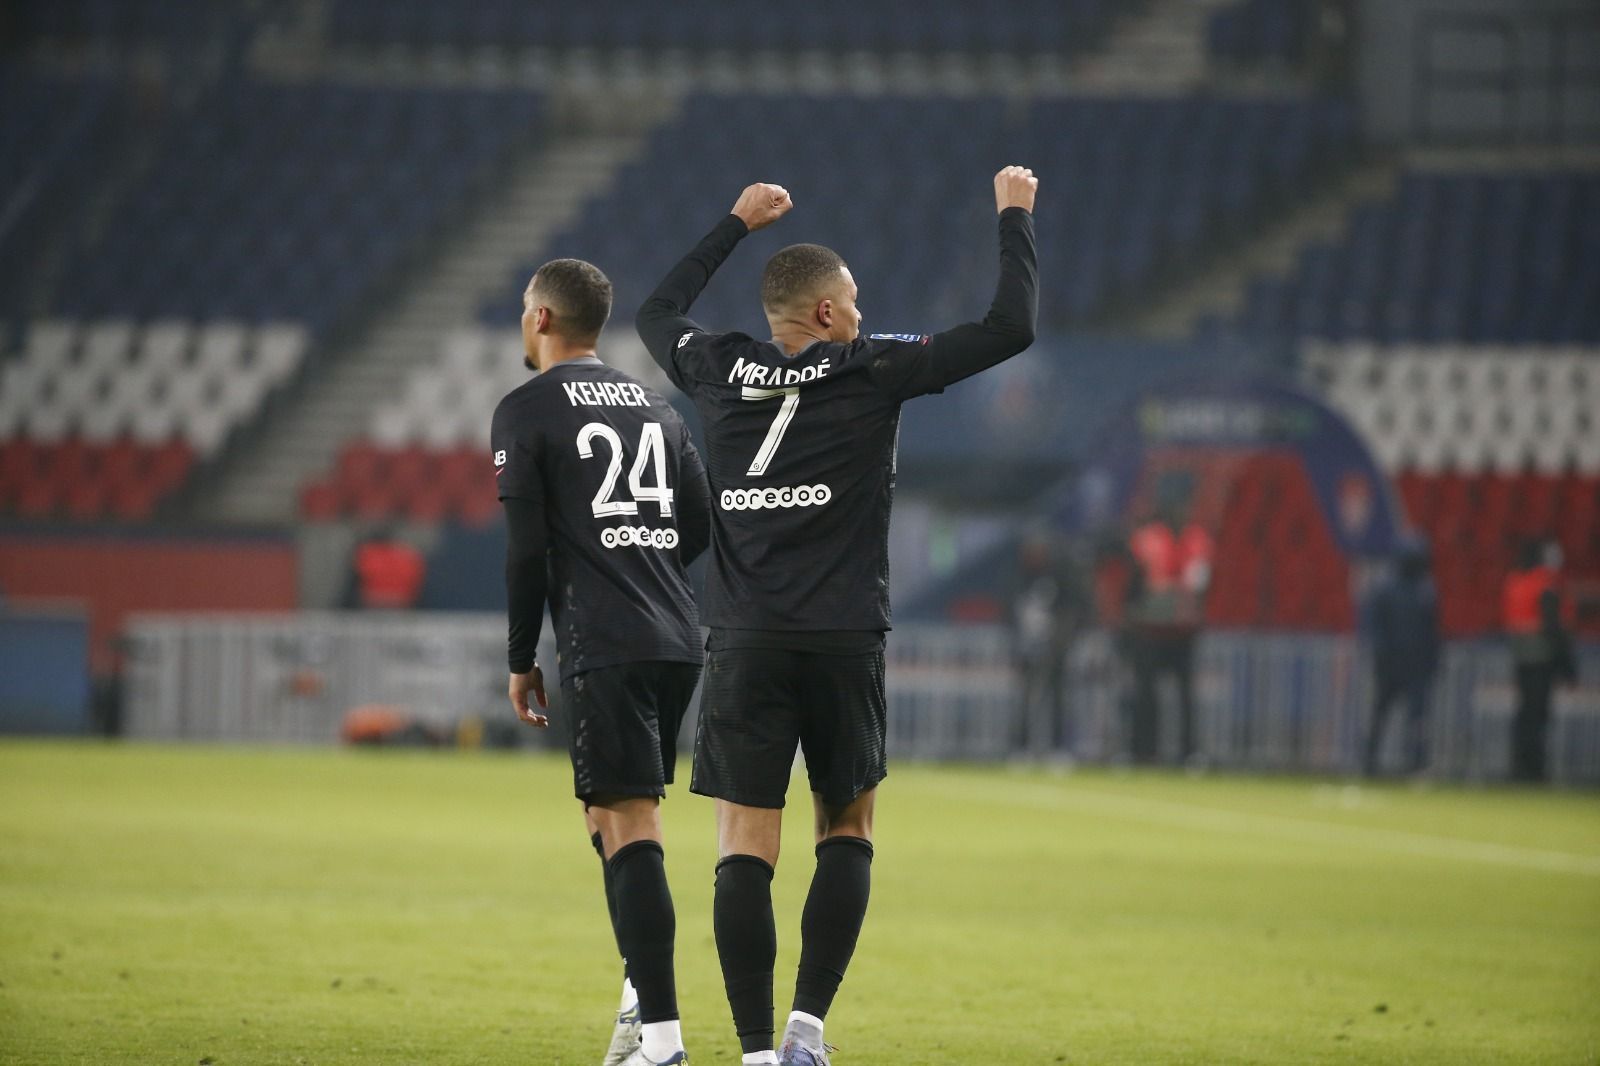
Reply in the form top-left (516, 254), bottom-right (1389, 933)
top-left (1010, 530), bottom-right (1090, 759)
top-left (1123, 475), bottom-right (1212, 766)
top-left (349, 526), bottom-right (427, 610)
top-left (1503, 539), bottom-right (1577, 783)
top-left (1361, 537), bottom-right (1440, 777)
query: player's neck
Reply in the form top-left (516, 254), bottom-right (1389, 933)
top-left (769, 324), bottom-right (828, 356)
top-left (534, 342), bottom-right (600, 373)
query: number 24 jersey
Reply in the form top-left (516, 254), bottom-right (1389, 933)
top-left (491, 357), bottom-right (708, 676)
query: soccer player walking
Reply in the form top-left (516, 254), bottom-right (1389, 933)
top-left (636, 168), bottom-right (1040, 1064)
top-left (494, 259), bottom-right (711, 1066)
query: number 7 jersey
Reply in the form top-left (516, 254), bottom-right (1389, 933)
top-left (663, 328), bottom-right (935, 632)
top-left (491, 356), bottom-right (709, 676)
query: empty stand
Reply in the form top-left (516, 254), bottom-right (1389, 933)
top-left (0, 320), bottom-right (306, 521)
top-left (1229, 172), bottom-right (1600, 344)
top-left (1207, 0), bottom-right (1314, 67)
top-left (326, 0), bottom-right (1116, 55)
top-left (48, 81), bottom-right (542, 334)
top-left (1205, 451), bottom-right (1354, 631)
top-left (1304, 343), bottom-right (1600, 475)
top-left (479, 93), bottom-right (1356, 338)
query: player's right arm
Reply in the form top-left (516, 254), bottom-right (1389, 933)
top-left (492, 398), bottom-right (550, 726)
top-left (634, 182), bottom-right (793, 385)
top-left (866, 166), bottom-right (1040, 399)
top-left (675, 427), bottom-right (712, 564)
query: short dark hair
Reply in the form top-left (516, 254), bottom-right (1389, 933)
top-left (527, 258), bottom-right (612, 340)
top-left (761, 243), bottom-right (847, 315)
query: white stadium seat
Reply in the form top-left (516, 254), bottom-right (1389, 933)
top-left (24, 319), bottom-right (78, 365)
top-left (252, 324), bottom-right (306, 386)
top-left (137, 320), bottom-right (194, 371)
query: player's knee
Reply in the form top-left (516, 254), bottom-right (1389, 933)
top-left (814, 790), bottom-right (875, 842)
top-left (588, 794), bottom-right (662, 851)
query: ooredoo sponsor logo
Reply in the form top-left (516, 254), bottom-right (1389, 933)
top-left (718, 484), bottom-right (833, 511)
top-left (600, 526), bottom-right (680, 549)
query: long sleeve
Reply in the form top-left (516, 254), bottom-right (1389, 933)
top-left (868, 206), bottom-right (1039, 399)
top-left (635, 213), bottom-right (750, 381)
top-left (503, 495), bottom-right (548, 673)
top-left (676, 429), bottom-right (712, 564)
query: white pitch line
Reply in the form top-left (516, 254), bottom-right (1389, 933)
top-left (945, 777), bottom-right (1600, 878)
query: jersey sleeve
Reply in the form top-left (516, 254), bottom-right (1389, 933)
top-left (863, 206), bottom-right (1038, 401)
top-left (635, 213), bottom-right (749, 392)
top-left (675, 422), bottom-right (712, 564)
top-left (502, 495), bottom-right (549, 674)
top-left (490, 396), bottom-right (544, 503)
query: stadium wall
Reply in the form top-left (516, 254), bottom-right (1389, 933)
top-left (0, 531), bottom-right (299, 675)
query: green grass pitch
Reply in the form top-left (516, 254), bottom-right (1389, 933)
top-left (1, 741), bottom-right (1597, 1065)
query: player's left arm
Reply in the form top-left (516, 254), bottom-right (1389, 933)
top-left (675, 425), bottom-right (712, 564)
top-left (634, 182), bottom-right (793, 380)
top-left (867, 166), bottom-right (1039, 399)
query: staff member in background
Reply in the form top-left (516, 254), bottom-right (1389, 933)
top-left (1011, 531), bottom-right (1091, 759)
top-left (1503, 539), bottom-right (1577, 783)
top-left (1123, 474), bottom-right (1212, 766)
top-left (348, 526), bottom-right (427, 609)
top-left (1361, 537), bottom-right (1440, 777)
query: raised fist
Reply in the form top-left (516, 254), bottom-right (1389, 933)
top-left (994, 165), bottom-right (1038, 214)
top-left (731, 182), bottom-right (793, 232)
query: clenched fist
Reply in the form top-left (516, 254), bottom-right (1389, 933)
top-left (731, 182), bottom-right (793, 232)
top-left (994, 165), bottom-right (1038, 214)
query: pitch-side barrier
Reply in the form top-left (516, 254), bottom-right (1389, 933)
top-left (123, 614), bottom-right (1600, 784)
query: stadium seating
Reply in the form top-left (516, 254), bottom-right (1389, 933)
top-left (0, 71), bottom-right (122, 320)
top-left (298, 442), bottom-right (501, 526)
top-left (1022, 94), bottom-right (1356, 324)
top-left (295, 328), bottom-right (523, 524)
top-left (1304, 340), bottom-right (1600, 635)
top-left (1395, 471), bottom-right (1600, 636)
top-left (1207, 0), bottom-right (1313, 67)
top-left (0, 319), bottom-right (307, 520)
top-left (47, 81), bottom-right (542, 334)
top-left (10, 0), bottom-right (291, 49)
top-left (1219, 172), bottom-right (1600, 345)
top-left (326, 0), bottom-right (1116, 56)
top-left (1302, 343), bottom-right (1600, 474)
top-left (1204, 451), bottom-right (1354, 631)
top-left (1107, 449), bottom-right (1353, 632)
top-left (364, 329), bottom-right (530, 452)
top-left (481, 93), bottom-right (1357, 337)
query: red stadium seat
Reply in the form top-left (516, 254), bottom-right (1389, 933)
top-left (299, 481), bottom-right (341, 522)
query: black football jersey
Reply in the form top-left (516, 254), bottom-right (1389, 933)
top-left (491, 356), bottom-right (708, 679)
top-left (638, 208), bottom-right (1039, 634)
top-left (659, 330), bottom-right (944, 631)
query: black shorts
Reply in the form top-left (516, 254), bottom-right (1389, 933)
top-left (561, 660), bottom-right (701, 803)
top-left (691, 634), bottom-right (888, 810)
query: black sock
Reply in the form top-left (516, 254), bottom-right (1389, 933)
top-left (591, 831), bottom-right (629, 980)
top-left (714, 854), bottom-right (777, 1055)
top-left (608, 840), bottom-right (678, 1024)
top-left (793, 836), bottom-right (874, 1021)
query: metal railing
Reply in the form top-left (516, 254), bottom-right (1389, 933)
top-left (123, 613), bottom-right (1600, 785)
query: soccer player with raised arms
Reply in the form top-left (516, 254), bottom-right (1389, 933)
top-left (636, 167), bottom-right (1039, 1064)
top-left (493, 259), bottom-right (711, 1066)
